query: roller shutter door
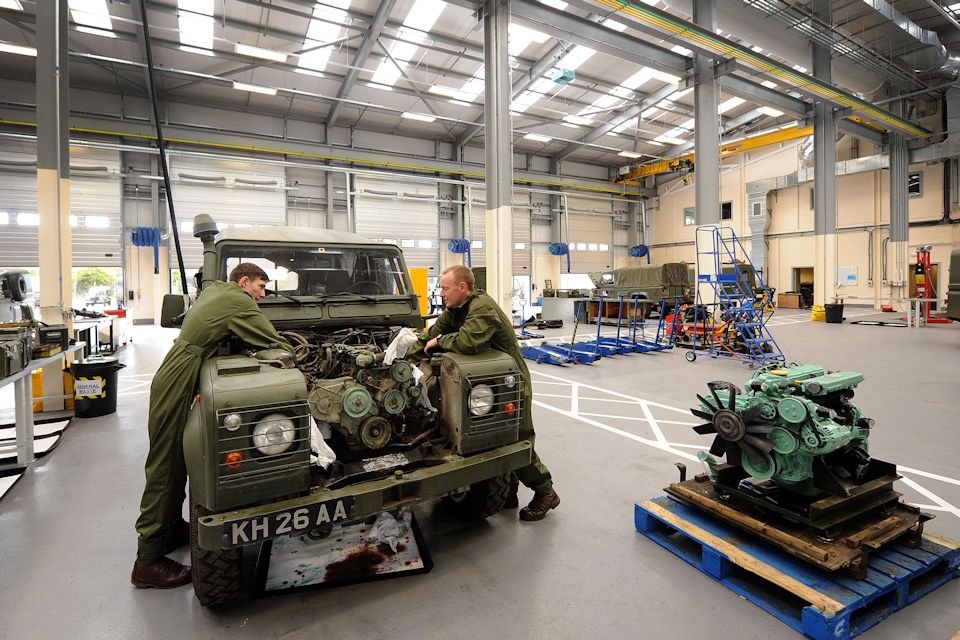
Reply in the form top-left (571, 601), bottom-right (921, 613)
top-left (0, 142), bottom-right (121, 267)
top-left (466, 193), bottom-right (531, 273)
top-left (354, 177), bottom-right (439, 269)
top-left (566, 207), bottom-right (614, 273)
top-left (167, 156), bottom-right (287, 270)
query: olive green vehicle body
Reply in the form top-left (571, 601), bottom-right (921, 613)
top-left (590, 263), bottom-right (695, 305)
top-left (167, 218), bottom-right (531, 553)
top-left (949, 249), bottom-right (960, 322)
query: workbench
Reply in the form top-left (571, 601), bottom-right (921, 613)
top-left (0, 343), bottom-right (85, 470)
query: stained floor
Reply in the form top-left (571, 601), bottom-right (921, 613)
top-left (1, 308), bottom-right (958, 640)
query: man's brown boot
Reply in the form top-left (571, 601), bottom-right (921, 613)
top-left (519, 488), bottom-right (560, 521)
top-left (131, 556), bottom-right (192, 589)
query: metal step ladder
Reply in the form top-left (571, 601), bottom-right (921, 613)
top-left (691, 225), bottom-right (785, 366)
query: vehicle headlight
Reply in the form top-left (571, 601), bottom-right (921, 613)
top-left (468, 384), bottom-right (495, 417)
top-left (252, 413), bottom-right (295, 455)
top-left (222, 413), bottom-right (243, 431)
top-left (503, 374), bottom-right (517, 389)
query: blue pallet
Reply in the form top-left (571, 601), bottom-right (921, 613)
top-left (634, 496), bottom-right (960, 640)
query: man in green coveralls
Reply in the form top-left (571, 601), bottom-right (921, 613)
top-left (131, 263), bottom-right (293, 589)
top-left (423, 265), bottom-right (559, 521)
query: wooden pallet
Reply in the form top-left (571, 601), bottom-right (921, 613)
top-left (635, 496), bottom-right (960, 640)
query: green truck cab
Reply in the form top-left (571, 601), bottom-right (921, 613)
top-left (162, 215), bottom-right (532, 605)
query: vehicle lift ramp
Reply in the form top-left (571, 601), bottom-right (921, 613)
top-left (690, 225), bottom-right (785, 366)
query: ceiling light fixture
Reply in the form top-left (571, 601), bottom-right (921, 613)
top-left (429, 85), bottom-right (471, 101)
top-left (523, 133), bottom-right (553, 143)
top-left (618, 151), bottom-right (643, 158)
top-left (232, 82), bottom-right (277, 95)
top-left (235, 43), bottom-right (288, 63)
top-left (562, 114), bottom-right (593, 126)
top-left (0, 41), bottom-right (36, 56)
top-left (401, 111), bottom-right (436, 122)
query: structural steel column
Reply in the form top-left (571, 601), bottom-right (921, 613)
top-left (36, 0), bottom-right (71, 412)
top-left (693, 0), bottom-right (720, 226)
top-left (483, 0), bottom-right (513, 315)
top-left (888, 130), bottom-right (909, 304)
top-left (812, 43), bottom-right (837, 307)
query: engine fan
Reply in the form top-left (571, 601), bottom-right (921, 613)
top-left (691, 381), bottom-right (776, 479)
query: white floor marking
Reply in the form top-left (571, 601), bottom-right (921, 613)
top-left (899, 477), bottom-right (960, 519)
top-left (530, 368), bottom-right (960, 519)
top-left (574, 412), bottom-right (700, 426)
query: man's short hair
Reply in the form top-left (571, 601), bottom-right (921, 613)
top-left (229, 263), bottom-right (269, 284)
top-left (442, 265), bottom-right (475, 291)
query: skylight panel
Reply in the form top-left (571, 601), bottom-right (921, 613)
top-left (718, 97), bottom-right (745, 113)
top-left (298, 0), bottom-right (351, 76)
top-left (69, 0), bottom-right (115, 38)
top-left (666, 87), bottom-right (692, 101)
top-left (761, 80), bottom-right (778, 88)
top-left (539, 0), bottom-right (568, 8)
top-left (0, 1), bottom-right (24, 10)
top-left (671, 44), bottom-right (692, 56)
top-left (758, 106), bottom-right (784, 117)
top-left (512, 77), bottom-right (557, 113)
top-left (679, 118), bottom-right (695, 130)
top-left (652, 71), bottom-right (681, 84)
top-left (604, 19), bottom-right (628, 32)
top-left (653, 134), bottom-right (686, 145)
top-left (457, 68), bottom-right (485, 102)
top-left (559, 45), bottom-right (596, 71)
top-left (178, 0), bottom-right (214, 54)
top-left (370, 0), bottom-right (444, 87)
top-left (509, 24), bottom-right (549, 57)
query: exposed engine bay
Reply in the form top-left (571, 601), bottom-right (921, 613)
top-left (277, 327), bottom-right (438, 456)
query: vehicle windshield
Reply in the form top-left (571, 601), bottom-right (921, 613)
top-left (222, 245), bottom-right (410, 297)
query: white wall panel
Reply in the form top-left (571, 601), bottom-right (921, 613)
top-left (354, 177), bottom-right (439, 269)
top-left (167, 156), bottom-right (286, 270)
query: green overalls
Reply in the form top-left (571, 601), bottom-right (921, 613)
top-left (425, 290), bottom-right (553, 494)
top-left (135, 281), bottom-right (293, 560)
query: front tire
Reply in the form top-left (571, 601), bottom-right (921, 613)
top-left (190, 499), bottom-right (242, 606)
top-left (442, 475), bottom-right (510, 521)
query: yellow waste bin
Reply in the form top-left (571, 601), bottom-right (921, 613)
top-left (810, 304), bottom-right (825, 322)
top-left (31, 370), bottom-right (74, 412)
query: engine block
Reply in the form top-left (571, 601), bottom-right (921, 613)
top-left (692, 363), bottom-right (875, 497)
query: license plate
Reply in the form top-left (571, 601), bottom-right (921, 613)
top-left (223, 497), bottom-right (355, 547)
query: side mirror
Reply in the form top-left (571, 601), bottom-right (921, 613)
top-left (160, 294), bottom-right (190, 328)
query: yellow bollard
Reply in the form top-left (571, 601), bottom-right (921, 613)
top-left (810, 304), bottom-right (826, 322)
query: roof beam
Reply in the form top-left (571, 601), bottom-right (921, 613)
top-left (455, 40), bottom-right (565, 149)
top-left (326, 0), bottom-right (397, 128)
top-left (553, 83), bottom-right (678, 161)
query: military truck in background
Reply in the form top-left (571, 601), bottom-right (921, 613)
top-left (948, 248), bottom-right (960, 321)
top-left (161, 215), bottom-right (532, 606)
top-left (588, 263), bottom-right (695, 321)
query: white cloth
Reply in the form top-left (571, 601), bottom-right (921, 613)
top-left (383, 327), bottom-right (420, 365)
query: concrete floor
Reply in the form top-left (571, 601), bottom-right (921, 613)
top-left (1, 308), bottom-right (958, 640)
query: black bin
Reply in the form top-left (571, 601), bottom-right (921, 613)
top-left (824, 303), bottom-right (844, 324)
top-left (71, 355), bottom-right (125, 418)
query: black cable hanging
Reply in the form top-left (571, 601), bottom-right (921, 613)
top-left (137, 0), bottom-right (188, 295)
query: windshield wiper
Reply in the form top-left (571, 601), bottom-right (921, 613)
top-left (317, 292), bottom-right (378, 303)
top-left (264, 289), bottom-right (304, 305)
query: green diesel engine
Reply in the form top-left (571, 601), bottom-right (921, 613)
top-left (692, 363), bottom-right (876, 498)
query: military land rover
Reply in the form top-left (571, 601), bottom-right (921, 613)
top-left (161, 215), bottom-right (532, 605)
top-left (588, 263), bottom-right (695, 321)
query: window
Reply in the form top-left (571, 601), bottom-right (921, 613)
top-left (85, 215), bottom-right (110, 228)
top-left (908, 172), bottom-right (922, 198)
top-left (599, 243), bottom-right (609, 251)
top-left (222, 245), bottom-right (410, 297)
top-left (473, 240), bottom-right (483, 249)
top-left (417, 239), bottom-right (433, 249)
top-left (17, 213), bottom-right (39, 226)
top-left (401, 239), bottom-right (415, 248)
top-left (721, 202), bottom-right (732, 220)
top-left (514, 242), bottom-right (526, 250)
top-left (683, 207), bottom-right (696, 226)
top-left (588, 243), bottom-right (598, 251)
top-left (0, 212), bottom-right (8, 225)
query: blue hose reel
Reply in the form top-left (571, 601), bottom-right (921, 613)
top-left (548, 242), bottom-right (571, 273)
top-left (131, 226), bottom-right (162, 274)
top-left (629, 244), bottom-right (651, 264)
top-left (447, 238), bottom-right (472, 266)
